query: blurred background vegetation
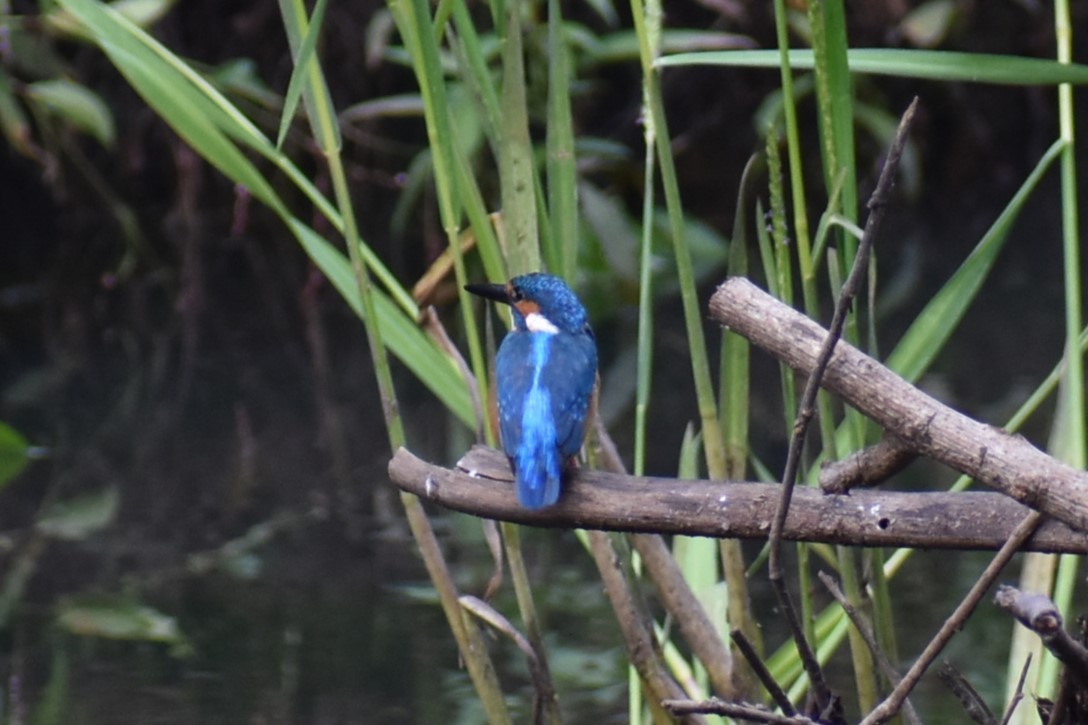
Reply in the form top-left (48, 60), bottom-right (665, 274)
top-left (1, 0), bottom-right (1087, 723)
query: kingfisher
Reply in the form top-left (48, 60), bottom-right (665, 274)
top-left (465, 273), bottom-right (598, 509)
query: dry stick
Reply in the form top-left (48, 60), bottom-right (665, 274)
top-left (819, 435), bottom-right (918, 494)
top-left (594, 422), bottom-right (738, 700)
top-left (1000, 654), bottom-right (1034, 725)
top-left (731, 629), bottom-right (796, 716)
top-left (937, 662), bottom-right (998, 725)
top-left (817, 572), bottom-right (922, 725)
top-left (994, 585), bottom-right (1088, 688)
top-left (630, 533), bottom-right (738, 698)
top-left (387, 446), bottom-right (1088, 553)
top-left (859, 511), bottom-right (1044, 725)
top-left (767, 97), bottom-right (920, 714)
top-left (420, 306), bottom-right (485, 439)
top-left (459, 595), bottom-right (556, 721)
top-left (591, 423), bottom-right (737, 700)
top-left (709, 278), bottom-right (1088, 534)
top-left (662, 698), bottom-right (820, 724)
top-left (585, 529), bottom-right (708, 725)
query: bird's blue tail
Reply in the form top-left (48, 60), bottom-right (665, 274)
top-left (513, 386), bottom-right (563, 509)
top-left (514, 446), bottom-right (562, 509)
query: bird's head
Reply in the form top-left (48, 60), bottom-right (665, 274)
top-left (466, 272), bottom-right (589, 335)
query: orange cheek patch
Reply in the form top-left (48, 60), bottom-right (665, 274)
top-left (514, 300), bottom-right (540, 317)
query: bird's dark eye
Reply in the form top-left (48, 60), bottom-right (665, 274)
top-left (510, 287), bottom-right (524, 302)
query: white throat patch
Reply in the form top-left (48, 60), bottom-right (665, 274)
top-left (524, 312), bottom-right (560, 334)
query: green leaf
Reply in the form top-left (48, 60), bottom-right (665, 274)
top-left (36, 486), bottom-right (119, 540)
top-left (277, 0), bottom-right (339, 151)
top-left (59, 0), bottom-right (417, 320)
top-left (658, 49), bottom-right (1088, 85)
top-left (25, 78), bottom-right (116, 146)
top-left (547, 0), bottom-right (579, 280)
top-left (0, 421), bottom-right (31, 488)
top-left (56, 595), bottom-right (186, 649)
top-left (580, 182), bottom-right (640, 283)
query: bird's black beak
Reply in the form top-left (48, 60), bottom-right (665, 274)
top-left (464, 282), bottom-right (511, 305)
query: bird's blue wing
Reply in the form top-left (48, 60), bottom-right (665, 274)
top-left (541, 331), bottom-right (597, 458)
top-left (495, 330), bottom-right (596, 509)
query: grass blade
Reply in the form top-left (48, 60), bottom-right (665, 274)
top-left (658, 48), bottom-right (1088, 85)
top-left (276, 0), bottom-right (333, 150)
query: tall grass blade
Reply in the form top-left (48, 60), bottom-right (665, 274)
top-left (392, 0), bottom-right (494, 439)
top-left (658, 48), bottom-right (1088, 85)
top-left (546, 0), bottom-right (578, 281)
top-left (498, 0), bottom-right (541, 274)
top-left (276, 0), bottom-right (334, 150)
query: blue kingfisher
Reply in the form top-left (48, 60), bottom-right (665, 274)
top-left (465, 273), bottom-right (598, 509)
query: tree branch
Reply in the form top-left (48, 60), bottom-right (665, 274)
top-left (994, 585), bottom-right (1088, 689)
top-left (709, 276), bottom-right (1088, 533)
top-left (387, 446), bottom-right (1088, 553)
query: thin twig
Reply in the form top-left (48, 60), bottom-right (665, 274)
top-left (585, 530), bottom-right (707, 724)
top-left (937, 661), bottom-right (998, 725)
top-left (819, 435), bottom-right (918, 494)
top-left (459, 594), bottom-right (557, 721)
top-left (596, 422), bottom-right (738, 699)
top-left (731, 628), bottom-right (796, 716)
top-left (860, 511), bottom-right (1044, 724)
top-left (817, 572), bottom-right (922, 725)
top-left (662, 698), bottom-right (820, 723)
top-left (999, 654), bottom-right (1033, 725)
top-left (767, 96), bottom-right (920, 714)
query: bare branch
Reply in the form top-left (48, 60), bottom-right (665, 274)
top-left (459, 595), bottom-right (557, 720)
top-left (730, 629), bottom-right (796, 716)
top-left (631, 533), bottom-right (738, 699)
top-left (584, 530), bottom-right (706, 724)
top-left (1000, 654), bottom-right (1033, 725)
top-left (994, 585), bottom-right (1088, 689)
top-left (386, 446), bottom-right (1088, 553)
top-left (594, 421), bottom-right (738, 700)
top-left (937, 661), bottom-right (997, 725)
top-left (820, 436), bottom-right (918, 494)
top-left (662, 698), bottom-right (820, 723)
top-left (709, 277), bottom-right (1088, 534)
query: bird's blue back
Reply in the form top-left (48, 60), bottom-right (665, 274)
top-left (496, 323), bottom-right (596, 509)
